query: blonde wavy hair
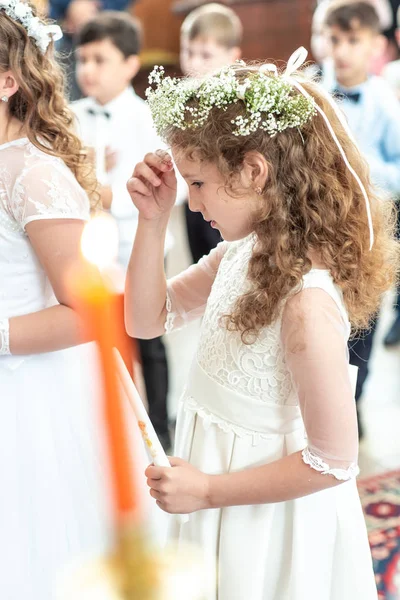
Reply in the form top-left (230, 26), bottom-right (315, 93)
top-left (0, 6), bottom-right (97, 205)
top-left (165, 66), bottom-right (398, 341)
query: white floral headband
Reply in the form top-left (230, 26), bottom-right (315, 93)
top-left (146, 60), bottom-right (316, 138)
top-left (147, 47), bottom-right (374, 249)
top-left (0, 0), bottom-right (62, 54)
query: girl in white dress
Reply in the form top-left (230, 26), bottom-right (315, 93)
top-left (0, 4), bottom-right (113, 599)
top-left (125, 53), bottom-right (398, 599)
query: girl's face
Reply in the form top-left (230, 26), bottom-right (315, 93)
top-left (173, 151), bottom-right (262, 242)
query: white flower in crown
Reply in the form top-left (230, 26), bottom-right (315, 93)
top-left (14, 2), bottom-right (31, 18)
top-left (27, 15), bottom-right (40, 35)
top-left (236, 81), bottom-right (250, 101)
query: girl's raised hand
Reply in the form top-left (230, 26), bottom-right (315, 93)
top-left (127, 150), bottom-right (177, 221)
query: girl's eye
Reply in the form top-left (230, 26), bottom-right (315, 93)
top-left (191, 181), bottom-right (203, 189)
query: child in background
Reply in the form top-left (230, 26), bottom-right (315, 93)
top-left (382, 4), bottom-right (400, 347)
top-left (0, 4), bottom-right (113, 598)
top-left (322, 0), bottom-right (400, 433)
top-left (382, 5), bottom-right (400, 97)
top-left (125, 50), bottom-right (397, 599)
top-left (72, 12), bottom-right (173, 450)
top-left (180, 2), bottom-right (243, 264)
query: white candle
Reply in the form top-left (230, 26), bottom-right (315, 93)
top-left (114, 348), bottom-right (171, 468)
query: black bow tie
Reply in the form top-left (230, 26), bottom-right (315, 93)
top-left (86, 107), bottom-right (111, 119)
top-left (333, 89), bottom-right (361, 104)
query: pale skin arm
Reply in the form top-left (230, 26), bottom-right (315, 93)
top-left (125, 151), bottom-right (177, 339)
top-left (145, 451), bottom-right (342, 515)
top-left (8, 219), bottom-right (90, 355)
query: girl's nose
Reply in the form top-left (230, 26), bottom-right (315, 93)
top-left (188, 193), bottom-right (202, 213)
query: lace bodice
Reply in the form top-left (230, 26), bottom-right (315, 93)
top-left (196, 235), bottom-right (294, 403)
top-left (166, 234), bottom-right (359, 481)
top-left (0, 139), bottom-right (89, 321)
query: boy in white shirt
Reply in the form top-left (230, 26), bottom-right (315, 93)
top-left (72, 11), bottom-right (172, 450)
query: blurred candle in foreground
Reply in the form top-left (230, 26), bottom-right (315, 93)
top-left (57, 542), bottom-right (212, 600)
top-left (74, 214), bottom-right (137, 524)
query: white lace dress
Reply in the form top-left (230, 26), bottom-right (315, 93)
top-left (0, 139), bottom-right (114, 599)
top-left (166, 234), bottom-right (377, 600)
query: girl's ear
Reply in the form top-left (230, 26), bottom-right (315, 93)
top-left (0, 71), bottom-right (19, 100)
top-left (241, 150), bottom-right (269, 191)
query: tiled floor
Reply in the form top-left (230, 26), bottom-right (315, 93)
top-left (165, 204), bottom-right (400, 479)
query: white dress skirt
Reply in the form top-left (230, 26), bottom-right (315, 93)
top-left (0, 139), bottom-right (161, 600)
top-left (0, 346), bottom-right (113, 599)
top-left (165, 234), bottom-right (378, 600)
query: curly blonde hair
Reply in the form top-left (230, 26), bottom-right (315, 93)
top-left (0, 7), bottom-right (97, 205)
top-left (165, 66), bottom-right (398, 340)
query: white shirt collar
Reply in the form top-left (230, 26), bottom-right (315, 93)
top-left (101, 86), bottom-right (138, 116)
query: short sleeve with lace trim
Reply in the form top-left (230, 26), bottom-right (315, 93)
top-left (11, 160), bottom-right (90, 230)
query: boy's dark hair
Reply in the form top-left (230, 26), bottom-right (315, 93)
top-left (76, 11), bottom-right (142, 56)
top-left (325, 1), bottom-right (381, 34)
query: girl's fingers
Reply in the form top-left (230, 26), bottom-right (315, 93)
top-left (149, 488), bottom-right (161, 500)
top-left (126, 177), bottom-right (152, 197)
top-left (129, 152), bottom-right (174, 185)
top-left (145, 465), bottom-right (163, 479)
top-left (156, 500), bottom-right (167, 512)
top-left (134, 162), bottom-right (162, 187)
top-left (154, 149), bottom-right (173, 167)
top-left (144, 150), bottom-right (174, 173)
top-left (146, 477), bottom-right (163, 491)
top-left (168, 456), bottom-right (186, 467)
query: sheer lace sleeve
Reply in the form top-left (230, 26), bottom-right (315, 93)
top-left (281, 288), bottom-right (359, 482)
top-left (11, 161), bottom-right (90, 229)
top-left (165, 241), bottom-right (228, 333)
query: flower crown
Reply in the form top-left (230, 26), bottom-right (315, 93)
top-left (146, 62), bottom-right (317, 139)
top-left (0, 0), bottom-right (62, 54)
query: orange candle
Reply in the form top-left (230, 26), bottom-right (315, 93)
top-left (71, 215), bottom-right (137, 524)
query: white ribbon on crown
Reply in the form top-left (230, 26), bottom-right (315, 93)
top-left (284, 47), bottom-right (374, 250)
top-left (0, 0), bottom-right (62, 54)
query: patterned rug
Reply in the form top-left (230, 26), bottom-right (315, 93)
top-left (359, 470), bottom-right (400, 599)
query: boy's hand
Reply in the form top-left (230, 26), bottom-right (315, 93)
top-left (105, 147), bottom-right (118, 173)
top-left (127, 150), bottom-right (177, 222)
top-left (145, 457), bottom-right (210, 514)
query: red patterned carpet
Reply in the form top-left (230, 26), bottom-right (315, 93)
top-left (359, 470), bottom-right (400, 599)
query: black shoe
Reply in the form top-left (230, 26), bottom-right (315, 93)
top-left (383, 315), bottom-right (400, 347)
